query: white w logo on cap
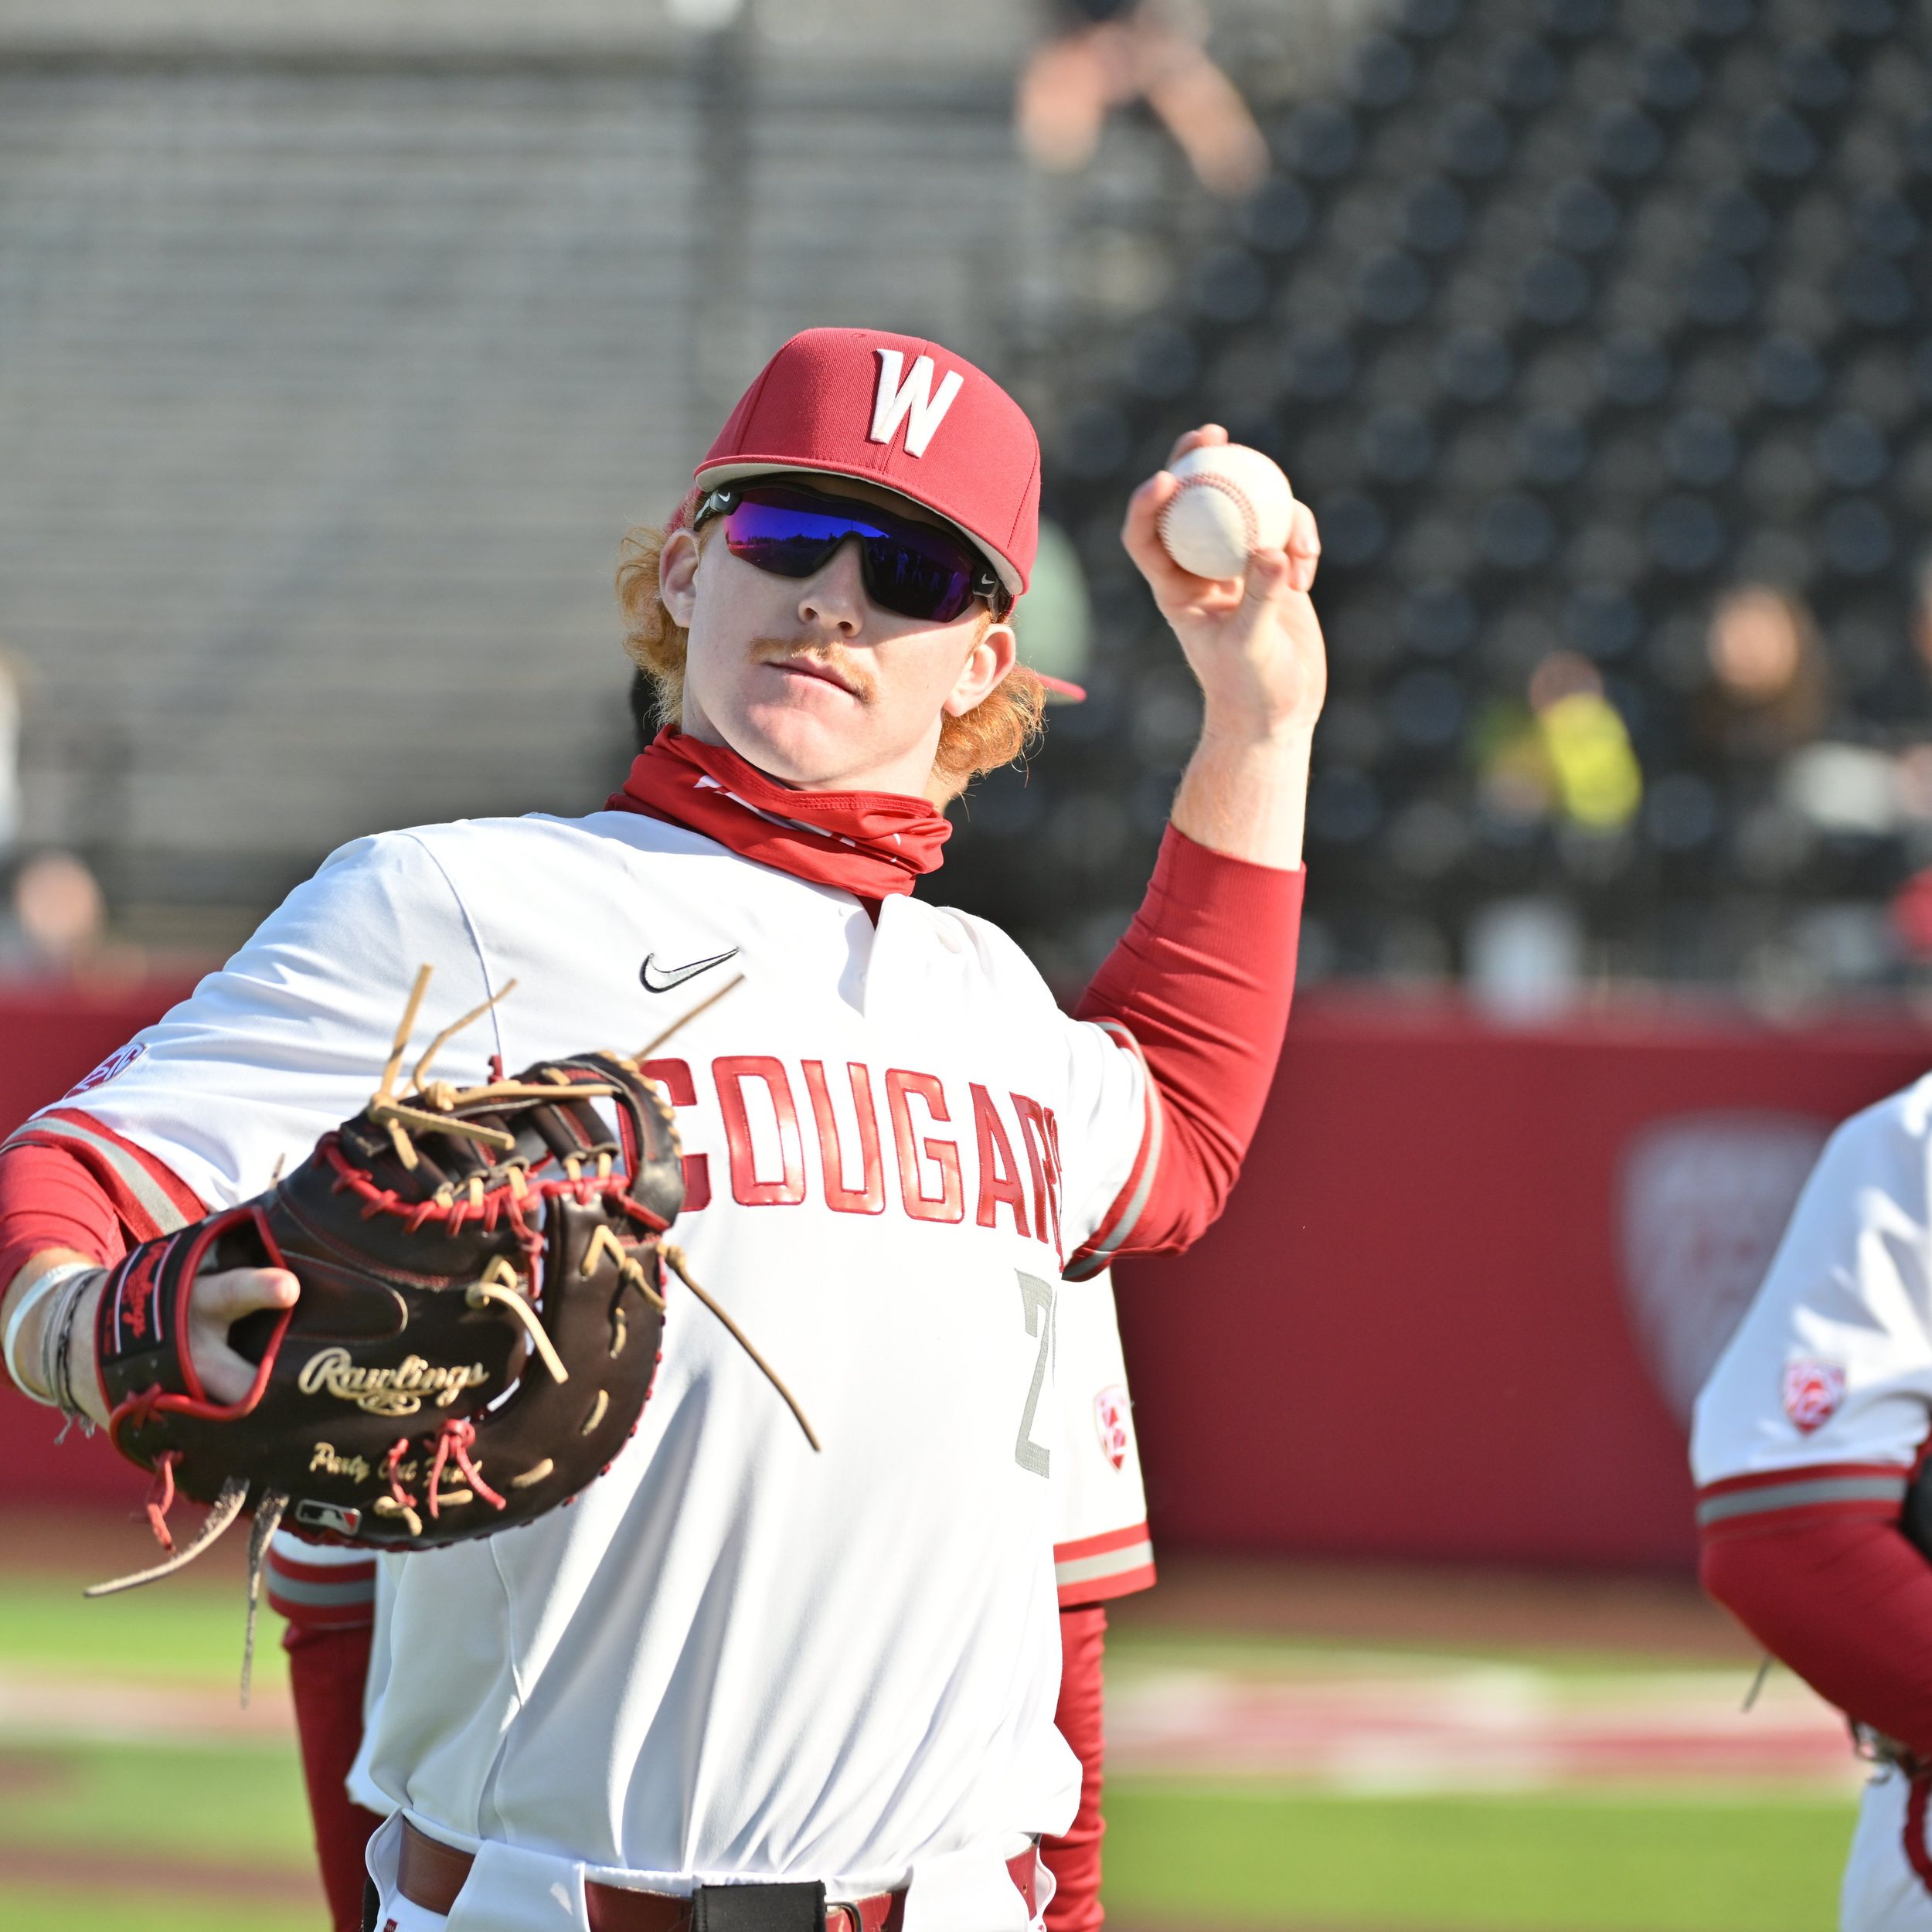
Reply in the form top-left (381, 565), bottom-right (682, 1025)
top-left (868, 349), bottom-right (964, 458)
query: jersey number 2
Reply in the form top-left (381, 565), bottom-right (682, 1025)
top-left (1015, 1272), bottom-right (1054, 1477)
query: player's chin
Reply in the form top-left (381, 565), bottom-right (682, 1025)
top-left (731, 697), bottom-right (868, 785)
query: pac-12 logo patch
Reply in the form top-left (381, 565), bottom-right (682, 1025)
top-left (1782, 1359), bottom-right (1846, 1434)
top-left (1094, 1384), bottom-right (1132, 1471)
top-left (63, 1040), bottom-right (146, 1099)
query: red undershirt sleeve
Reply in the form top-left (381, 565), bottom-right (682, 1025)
top-left (0, 1138), bottom-right (125, 1349)
top-left (284, 1621), bottom-right (386, 1932)
top-left (1043, 1604), bottom-right (1108, 1932)
top-left (1074, 825), bottom-right (1304, 1261)
top-left (1701, 1509), bottom-right (1932, 1757)
top-left (0, 1138), bottom-right (131, 1390)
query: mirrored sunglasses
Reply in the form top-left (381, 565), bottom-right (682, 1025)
top-left (693, 479), bottom-right (1011, 625)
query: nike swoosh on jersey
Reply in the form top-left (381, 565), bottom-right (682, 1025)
top-left (640, 947), bottom-right (741, 994)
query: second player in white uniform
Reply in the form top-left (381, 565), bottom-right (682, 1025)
top-left (1696, 1077), bottom-right (1932, 1932)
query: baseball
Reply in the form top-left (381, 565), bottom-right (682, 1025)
top-left (1158, 443), bottom-right (1296, 581)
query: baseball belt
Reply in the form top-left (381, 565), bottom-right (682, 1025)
top-left (393, 1817), bottom-right (1040, 1932)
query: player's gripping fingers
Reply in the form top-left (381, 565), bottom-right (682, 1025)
top-left (1164, 421), bottom-right (1229, 469)
top-left (1121, 471), bottom-right (1241, 612)
top-left (1239, 545), bottom-right (1292, 614)
top-left (1284, 498), bottom-right (1321, 594)
top-left (188, 1264), bottom-right (298, 1404)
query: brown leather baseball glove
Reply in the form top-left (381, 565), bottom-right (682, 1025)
top-left (83, 969), bottom-right (811, 1680)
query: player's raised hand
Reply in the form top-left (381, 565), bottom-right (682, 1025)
top-left (1121, 424), bottom-right (1327, 745)
top-left (188, 1264), bottom-right (299, 1404)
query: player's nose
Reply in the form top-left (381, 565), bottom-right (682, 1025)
top-left (797, 538), bottom-right (866, 637)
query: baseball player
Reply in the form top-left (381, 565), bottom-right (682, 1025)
top-left (0, 326), bottom-right (1322, 1932)
top-left (1695, 1077), bottom-right (1932, 1930)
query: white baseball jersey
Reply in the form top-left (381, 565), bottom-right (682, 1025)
top-left (44, 806), bottom-right (1166, 1930)
top-left (1691, 1078), bottom-right (1932, 1510)
top-left (1693, 1076), bottom-right (1932, 1932)
top-left (1050, 1271), bottom-right (1151, 1605)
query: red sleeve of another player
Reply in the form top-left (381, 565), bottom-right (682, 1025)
top-left (1073, 826), bottom-right (1303, 1268)
top-left (1700, 1485), bottom-right (1932, 1757)
top-left (1043, 1604), bottom-right (1108, 1932)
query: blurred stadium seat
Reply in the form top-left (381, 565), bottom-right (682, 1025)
top-left (1026, 0), bottom-right (1932, 998)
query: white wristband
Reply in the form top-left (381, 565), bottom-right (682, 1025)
top-left (3, 1261), bottom-right (97, 1405)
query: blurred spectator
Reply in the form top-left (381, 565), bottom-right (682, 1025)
top-left (1879, 563), bottom-right (1932, 960)
top-left (7, 849), bottom-right (105, 978)
top-left (1699, 587), bottom-right (1828, 766)
top-left (1016, 0), bottom-right (1267, 196)
top-left (1475, 652), bottom-right (1642, 835)
top-left (1529, 653), bottom-right (1643, 834)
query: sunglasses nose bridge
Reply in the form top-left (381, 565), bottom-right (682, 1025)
top-left (795, 534), bottom-right (871, 633)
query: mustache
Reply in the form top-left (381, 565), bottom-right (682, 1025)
top-left (748, 636), bottom-right (875, 703)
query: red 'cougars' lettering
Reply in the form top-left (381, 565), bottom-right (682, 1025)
top-left (803, 1060), bottom-right (885, 1215)
top-left (687, 1056), bottom-right (1057, 1245)
top-left (1012, 1095), bottom-right (1062, 1256)
top-left (641, 1057), bottom-right (711, 1210)
top-left (715, 1056), bottom-right (807, 1206)
top-left (971, 1083), bottom-right (1029, 1237)
top-left (886, 1070), bottom-right (963, 1223)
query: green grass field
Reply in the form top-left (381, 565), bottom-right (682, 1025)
top-left (0, 1548), bottom-right (1862, 1932)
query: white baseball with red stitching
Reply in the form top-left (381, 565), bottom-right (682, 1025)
top-left (1158, 444), bottom-right (1295, 582)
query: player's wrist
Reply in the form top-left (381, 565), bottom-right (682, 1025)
top-left (1187, 643), bottom-right (1323, 748)
top-left (1171, 727), bottom-right (1313, 869)
top-left (3, 1256), bottom-right (108, 1423)
top-left (1193, 705), bottom-right (1318, 753)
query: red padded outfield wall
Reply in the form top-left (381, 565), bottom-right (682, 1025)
top-left (1117, 993), bottom-right (1932, 1573)
top-left (5, 981), bottom-right (1932, 1569)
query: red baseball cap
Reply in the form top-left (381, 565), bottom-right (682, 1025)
top-left (696, 327), bottom-right (1042, 600)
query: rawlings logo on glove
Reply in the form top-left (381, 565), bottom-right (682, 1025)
top-left (294, 1348), bottom-right (493, 1414)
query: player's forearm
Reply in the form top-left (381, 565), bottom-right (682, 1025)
top-left (1702, 1514), bottom-right (1932, 1757)
top-left (1168, 718), bottom-right (1314, 869)
top-left (1076, 824), bottom-right (1304, 1257)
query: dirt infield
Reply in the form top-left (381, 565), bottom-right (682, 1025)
top-left (5, 1509), bottom-right (1753, 1660)
top-left (0, 1840), bottom-right (322, 1905)
top-left (5, 1506), bottom-right (1741, 1648)
top-left (2, 1503), bottom-right (260, 1580)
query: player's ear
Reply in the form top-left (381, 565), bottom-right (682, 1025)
top-left (941, 619), bottom-right (1018, 719)
top-left (658, 528), bottom-right (702, 629)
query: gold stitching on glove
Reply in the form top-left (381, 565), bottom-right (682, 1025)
top-left (374, 1496), bottom-right (424, 1538)
top-left (465, 1260), bottom-right (570, 1384)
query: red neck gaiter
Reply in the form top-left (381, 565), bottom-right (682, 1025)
top-left (607, 729), bottom-right (951, 899)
